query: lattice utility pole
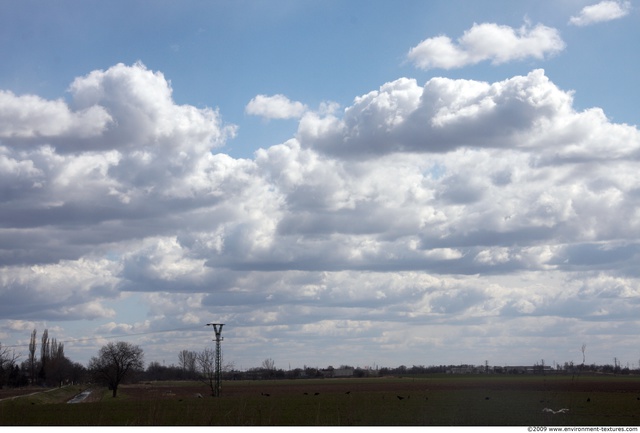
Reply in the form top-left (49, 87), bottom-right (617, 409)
top-left (207, 323), bottom-right (224, 397)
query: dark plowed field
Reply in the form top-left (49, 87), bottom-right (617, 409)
top-left (3, 375), bottom-right (640, 426)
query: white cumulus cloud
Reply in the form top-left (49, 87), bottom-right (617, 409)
top-left (407, 22), bottom-right (565, 70)
top-left (245, 94), bottom-right (308, 119)
top-left (299, 69), bottom-right (629, 159)
top-left (569, 1), bottom-right (631, 26)
top-left (2, 63), bottom-right (640, 368)
top-left (0, 90), bottom-right (112, 139)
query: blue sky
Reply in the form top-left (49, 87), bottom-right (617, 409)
top-left (1, 0), bottom-right (639, 371)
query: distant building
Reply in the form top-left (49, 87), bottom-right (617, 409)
top-left (503, 365), bottom-right (553, 374)
top-left (321, 368), bottom-right (354, 378)
top-left (446, 365), bottom-right (478, 374)
top-left (446, 365), bottom-right (553, 374)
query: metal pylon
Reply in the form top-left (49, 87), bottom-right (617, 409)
top-left (207, 323), bottom-right (224, 397)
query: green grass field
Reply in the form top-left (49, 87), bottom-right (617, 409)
top-left (1, 375), bottom-right (640, 426)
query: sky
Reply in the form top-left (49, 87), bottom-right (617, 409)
top-left (1, 0), bottom-right (639, 371)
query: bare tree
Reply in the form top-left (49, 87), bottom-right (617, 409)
top-left (193, 349), bottom-right (235, 396)
top-left (88, 342), bottom-right (144, 398)
top-left (47, 340), bottom-right (71, 387)
top-left (195, 348), bottom-right (217, 396)
top-left (38, 329), bottom-right (49, 383)
top-left (178, 350), bottom-right (197, 377)
top-left (28, 329), bottom-right (37, 384)
top-left (40, 329), bottom-right (49, 362)
top-left (224, 360), bottom-right (235, 372)
top-left (262, 358), bottom-right (276, 378)
top-left (262, 358), bottom-right (275, 371)
top-left (0, 343), bottom-right (20, 389)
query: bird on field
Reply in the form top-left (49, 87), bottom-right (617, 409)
top-left (345, 391), bottom-right (351, 394)
top-left (314, 392), bottom-right (320, 396)
top-left (586, 397), bottom-right (591, 402)
top-left (397, 395), bottom-right (404, 400)
top-left (485, 396), bottom-right (490, 400)
top-left (261, 392), bottom-right (270, 397)
top-left (543, 408), bottom-right (569, 414)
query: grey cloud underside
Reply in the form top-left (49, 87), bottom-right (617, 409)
top-left (298, 71), bottom-right (574, 158)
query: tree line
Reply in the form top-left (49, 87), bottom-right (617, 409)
top-left (2, 330), bottom-right (640, 398)
top-left (0, 329), bottom-right (86, 389)
top-left (0, 330), bottom-right (240, 398)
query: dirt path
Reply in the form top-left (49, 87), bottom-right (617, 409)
top-left (0, 386), bottom-right (62, 402)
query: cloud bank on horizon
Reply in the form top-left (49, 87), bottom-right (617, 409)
top-left (1, 1), bottom-right (638, 369)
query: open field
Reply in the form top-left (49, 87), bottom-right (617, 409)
top-left (2, 374), bottom-right (640, 426)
